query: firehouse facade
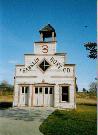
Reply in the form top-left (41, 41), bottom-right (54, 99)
top-left (13, 24), bottom-right (76, 109)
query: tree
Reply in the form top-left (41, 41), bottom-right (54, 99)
top-left (75, 77), bottom-right (78, 92)
top-left (0, 80), bottom-right (13, 91)
top-left (1, 80), bottom-right (8, 86)
top-left (89, 81), bottom-right (97, 93)
top-left (84, 42), bottom-right (97, 59)
top-left (82, 88), bottom-right (87, 92)
top-left (76, 84), bottom-right (78, 92)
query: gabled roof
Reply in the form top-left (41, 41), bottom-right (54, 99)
top-left (39, 24), bottom-right (55, 33)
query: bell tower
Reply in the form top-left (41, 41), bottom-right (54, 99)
top-left (34, 24), bottom-right (57, 54)
top-left (39, 24), bottom-right (56, 41)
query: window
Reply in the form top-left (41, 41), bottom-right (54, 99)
top-left (61, 86), bottom-right (69, 102)
top-left (45, 87), bottom-right (48, 94)
top-left (35, 87), bottom-right (38, 94)
top-left (67, 68), bottom-right (70, 72)
top-left (50, 87), bottom-right (53, 94)
top-left (39, 87), bottom-right (42, 93)
top-left (25, 87), bottom-right (29, 93)
top-left (22, 87), bottom-right (24, 93)
top-left (39, 59), bottom-right (50, 72)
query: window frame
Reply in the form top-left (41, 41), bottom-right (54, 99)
top-left (45, 87), bottom-right (48, 94)
top-left (50, 87), bottom-right (53, 94)
top-left (35, 87), bottom-right (38, 94)
top-left (60, 85), bottom-right (70, 102)
top-left (22, 86), bottom-right (24, 93)
top-left (25, 86), bottom-right (29, 93)
top-left (21, 86), bottom-right (29, 94)
top-left (39, 87), bottom-right (42, 93)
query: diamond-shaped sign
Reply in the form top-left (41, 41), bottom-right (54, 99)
top-left (39, 59), bottom-right (50, 72)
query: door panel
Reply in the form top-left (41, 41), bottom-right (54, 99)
top-left (44, 87), bottom-right (49, 106)
top-left (44, 87), bottom-right (54, 107)
top-left (38, 87), bottom-right (43, 106)
top-left (50, 87), bottom-right (54, 106)
top-left (34, 87), bottom-right (39, 106)
top-left (34, 87), bottom-right (43, 106)
top-left (25, 87), bottom-right (29, 105)
top-left (20, 86), bottom-right (29, 106)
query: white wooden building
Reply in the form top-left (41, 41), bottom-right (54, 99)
top-left (13, 24), bottom-right (76, 109)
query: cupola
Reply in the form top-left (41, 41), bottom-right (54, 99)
top-left (39, 24), bottom-right (56, 41)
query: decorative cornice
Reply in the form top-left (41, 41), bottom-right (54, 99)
top-left (24, 53), bottom-right (66, 56)
top-left (34, 41), bottom-right (57, 43)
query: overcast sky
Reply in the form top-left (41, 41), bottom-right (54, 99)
top-left (0, 0), bottom-right (96, 91)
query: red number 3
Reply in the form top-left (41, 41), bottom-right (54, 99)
top-left (42, 45), bottom-right (48, 53)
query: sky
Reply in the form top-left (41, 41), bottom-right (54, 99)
top-left (0, 0), bottom-right (96, 91)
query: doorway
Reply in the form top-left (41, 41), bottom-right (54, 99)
top-left (34, 86), bottom-right (54, 107)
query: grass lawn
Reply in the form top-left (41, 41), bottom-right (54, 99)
top-left (0, 92), bottom-right (97, 135)
top-left (76, 92), bottom-right (96, 106)
top-left (0, 95), bottom-right (13, 102)
top-left (39, 105), bottom-right (97, 135)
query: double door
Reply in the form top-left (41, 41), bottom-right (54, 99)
top-left (34, 87), bottom-right (54, 107)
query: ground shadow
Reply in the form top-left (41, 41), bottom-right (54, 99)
top-left (0, 102), bottom-right (12, 110)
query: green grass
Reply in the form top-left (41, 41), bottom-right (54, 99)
top-left (39, 105), bottom-right (97, 135)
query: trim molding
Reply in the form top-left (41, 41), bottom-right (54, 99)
top-left (16, 76), bottom-right (37, 78)
top-left (51, 76), bottom-right (74, 78)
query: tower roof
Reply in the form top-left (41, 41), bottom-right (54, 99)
top-left (39, 24), bottom-right (55, 33)
top-left (39, 24), bottom-right (56, 38)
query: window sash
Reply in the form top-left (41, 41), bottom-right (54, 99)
top-left (60, 86), bottom-right (69, 102)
